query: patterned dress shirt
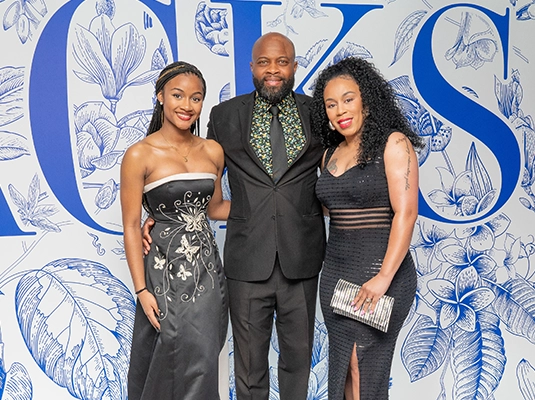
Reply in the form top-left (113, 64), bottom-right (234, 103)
top-left (250, 93), bottom-right (306, 177)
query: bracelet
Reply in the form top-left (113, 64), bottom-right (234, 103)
top-left (135, 287), bottom-right (148, 295)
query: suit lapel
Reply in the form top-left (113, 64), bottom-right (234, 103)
top-left (239, 92), bottom-right (272, 179)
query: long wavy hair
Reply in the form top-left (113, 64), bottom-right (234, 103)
top-left (310, 57), bottom-right (424, 165)
top-left (147, 61), bottom-right (207, 136)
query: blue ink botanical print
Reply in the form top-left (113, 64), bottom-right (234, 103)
top-left (15, 258), bottom-right (135, 399)
top-left (2, 0), bottom-right (47, 44)
top-left (1, 0), bottom-right (534, 399)
top-left (195, 2), bottom-right (229, 56)
top-left (444, 11), bottom-right (498, 71)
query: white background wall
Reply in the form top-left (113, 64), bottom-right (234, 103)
top-left (0, 0), bottom-right (534, 399)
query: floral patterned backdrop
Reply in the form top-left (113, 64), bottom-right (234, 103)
top-left (0, 0), bottom-right (534, 399)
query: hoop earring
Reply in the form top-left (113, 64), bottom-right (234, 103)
top-left (328, 121), bottom-right (336, 131)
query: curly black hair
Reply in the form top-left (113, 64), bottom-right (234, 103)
top-left (147, 61), bottom-right (207, 136)
top-left (310, 57), bottom-right (424, 164)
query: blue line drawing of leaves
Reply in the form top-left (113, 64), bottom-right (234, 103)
top-left (29, 215), bottom-right (61, 232)
top-left (3, 0), bottom-right (47, 44)
top-left (332, 42), bottom-right (372, 65)
top-left (15, 258), bottom-right (135, 400)
top-left (1, 363), bottom-right (33, 399)
top-left (466, 142), bottom-right (493, 202)
top-left (151, 39), bottom-right (168, 71)
top-left (451, 310), bottom-right (506, 399)
top-left (0, 66), bottom-right (24, 127)
top-left (0, 131), bottom-right (29, 161)
top-left (517, 359), bottom-right (535, 400)
top-left (7, 183), bottom-right (26, 211)
top-left (296, 39), bottom-right (327, 68)
top-left (462, 86), bottom-right (479, 98)
top-left (8, 174), bottom-right (61, 232)
top-left (26, 174), bottom-right (39, 212)
top-left (292, 0), bottom-right (328, 19)
top-left (401, 314), bottom-right (452, 382)
top-left (390, 10), bottom-right (427, 66)
top-left (267, 15), bottom-right (283, 28)
top-left (111, 240), bottom-right (125, 260)
top-left (0, 325), bottom-right (33, 399)
top-left (219, 83), bottom-right (231, 104)
top-left (490, 276), bottom-right (535, 344)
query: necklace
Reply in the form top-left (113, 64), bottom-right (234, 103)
top-left (160, 131), bottom-right (194, 162)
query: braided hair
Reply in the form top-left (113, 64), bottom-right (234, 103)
top-left (147, 61), bottom-right (207, 136)
top-left (310, 57), bottom-right (424, 165)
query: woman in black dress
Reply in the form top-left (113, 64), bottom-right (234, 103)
top-left (311, 57), bottom-right (424, 400)
top-left (121, 62), bottom-right (229, 399)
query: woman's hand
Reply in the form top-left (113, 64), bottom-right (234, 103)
top-left (351, 273), bottom-right (392, 315)
top-left (138, 290), bottom-right (161, 331)
top-left (141, 217), bottom-right (155, 255)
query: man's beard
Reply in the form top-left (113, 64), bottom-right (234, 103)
top-left (253, 75), bottom-right (295, 105)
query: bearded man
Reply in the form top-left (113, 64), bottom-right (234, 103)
top-left (206, 32), bottom-right (325, 399)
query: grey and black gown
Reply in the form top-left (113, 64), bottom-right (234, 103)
top-left (128, 173), bottom-right (228, 400)
top-left (316, 146), bottom-right (417, 400)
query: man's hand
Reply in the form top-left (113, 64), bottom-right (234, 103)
top-left (142, 217), bottom-right (155, 255)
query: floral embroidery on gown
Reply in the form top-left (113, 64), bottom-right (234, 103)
top-left (128, 173), bottom-right (228, 400)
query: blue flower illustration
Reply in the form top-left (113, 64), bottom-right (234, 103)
top-left (411, 222), bottom-right (457, 276)
top-left (194, 2), bottom-right (229, 56)
top-left (445, 12), bottom-right (498, 70)
top-left (75, 101), bottom-right (123, 177)
top-left (492, 233), bottom-right (533, 283)
top-left (428, 143), bottom-right (496, 217)
top-left (72, 14), bottom-right (158, 113)
top-left (428, 266), bottom-right (495, 331)
top-left (440, 241), bottom-right (497, 279)
top-left (428, 168), bottom-right (473, 214)
top-left (455, 213), bottom-right (510, 253)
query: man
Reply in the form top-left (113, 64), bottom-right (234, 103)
top-left (207, 32), bottom-right (325, 399)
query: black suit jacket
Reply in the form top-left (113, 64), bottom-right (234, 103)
top-left (207, 91), bottom-right (326, 281)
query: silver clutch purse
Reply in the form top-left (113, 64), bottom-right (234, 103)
top-left (330, 278), bottom-right (395, 333)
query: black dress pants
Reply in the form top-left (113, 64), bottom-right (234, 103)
top-left (227, 257), bottom-right (319, 400)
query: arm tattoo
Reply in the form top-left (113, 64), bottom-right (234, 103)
top-left (396, 137), bottom-right (412, 190)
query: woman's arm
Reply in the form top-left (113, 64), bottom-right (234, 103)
top-left (353, 132), bottom-right (419, 312)
top-left (206, 140), bottom-right (231, 221)
top-left (120, 144), bottom-right (161, 330)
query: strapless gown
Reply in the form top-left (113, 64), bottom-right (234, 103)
top-left (128, 173), bottom-right (228, 400)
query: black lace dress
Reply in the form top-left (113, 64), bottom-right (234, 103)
top-left (316, 147), bottom-right (417, 400)
top-left (128, 173), bottom-right (228, 400)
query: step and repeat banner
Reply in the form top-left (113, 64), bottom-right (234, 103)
top-left (0, 0), bottom-right (534, 399)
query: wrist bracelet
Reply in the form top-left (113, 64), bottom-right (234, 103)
top-left (135, 287), bottom-right (148, 295)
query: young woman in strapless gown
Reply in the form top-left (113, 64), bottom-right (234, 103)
top-left (120, 61), bottom-right (229, 400)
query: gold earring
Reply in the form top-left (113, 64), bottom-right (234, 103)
top-left (329, 121), bottom-right (336, 131)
